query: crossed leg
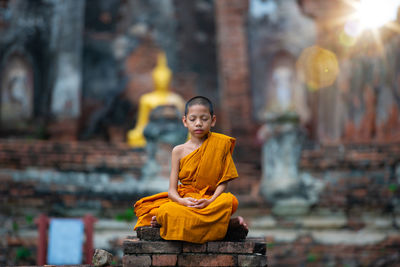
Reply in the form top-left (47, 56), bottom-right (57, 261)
top-left (151, 215), bottom-right (248, 240)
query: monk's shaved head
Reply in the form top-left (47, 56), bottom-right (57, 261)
top-left (185, 96), bottom-right (214, 116)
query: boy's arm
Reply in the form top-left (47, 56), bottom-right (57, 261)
top-left (168, 146), bottom-right (198, 207)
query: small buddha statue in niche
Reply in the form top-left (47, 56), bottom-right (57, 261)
top-left (127, 52), bottom-right (185, 147)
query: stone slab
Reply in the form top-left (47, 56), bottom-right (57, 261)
top-left (123, 240), bottom-right (182, 254)
top-left (182, 242), bottom-right (207, 253)
top-left (136, 226), bottom-right (163, 241)
top-left (136, 225), bottom-right (250, 242)
top-left (312, 230), bottom-right (386, 245)
top-left (301, 216), bottom-right (347, 229)
top-left (238, 254), bottom-right (268, 267)
top-left (207, 241), bottom-right (266, 255)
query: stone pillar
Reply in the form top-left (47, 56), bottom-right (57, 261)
top-left (258, 113), bottom-right (304, 213)
top-left (258, 112), bottom-right (323, 215)
top-left (48, 0), bottom-right (85, 141)
top-left (215, 0), bottom-right (252, 136)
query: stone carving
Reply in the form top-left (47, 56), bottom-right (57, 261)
top-left (0, 53), bottom-right (33, 126)
top-left (138, 105), bottom-right (187, 193)
top-left (258, 112), bottom-right (324, 216)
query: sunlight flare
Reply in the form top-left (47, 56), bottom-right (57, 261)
top-left (354, 0), bottom-right (399, 30)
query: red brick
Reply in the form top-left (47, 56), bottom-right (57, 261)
top-left (152, 254), bottom-right (177, 266)
top-left (123, 255), bottom-right (151, 267)
top-left (215, 0), bottom-right (252, 135)
top-left (178, 254), bottom-right (236, 267)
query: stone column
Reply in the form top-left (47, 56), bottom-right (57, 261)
top-left (215, 0), bottom-right (252, 136)
top-left (258, 113), bottom-right (304, 214)
top-left (48, 0), bottom-right (85, 140)
top-left (258, 112), bottom-right (324, 215)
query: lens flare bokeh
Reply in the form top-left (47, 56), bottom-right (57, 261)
top-left (296, 46), bottom-right (340, 91)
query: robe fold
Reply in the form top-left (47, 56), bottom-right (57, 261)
top-left (133, 132), bottom-right (239, 243)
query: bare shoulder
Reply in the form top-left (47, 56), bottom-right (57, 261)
top-left (172, 141), bottom-right (193, 160)
top-left (172, 143), bottom-right (184, 153)
top-left (172, 143), bottom-right (185, 159)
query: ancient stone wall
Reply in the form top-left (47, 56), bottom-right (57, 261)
top-left (1, 138), bottom-right (399, 215)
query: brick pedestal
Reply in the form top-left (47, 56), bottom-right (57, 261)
top-left (123, 227), bottom-right (267, 267)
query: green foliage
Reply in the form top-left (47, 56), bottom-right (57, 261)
top-left (15, 247), bottom-right (31, 260)
top-left (306, 253), bottom-right (318, 262)
top-left (388, 184), bottom-right (398, 193)
top-left (115, 208), bottom-right (135, 222)
top-left (12, 221), bottom-right (19, 232)
top-left (25, 215), bottom-right (34, 225)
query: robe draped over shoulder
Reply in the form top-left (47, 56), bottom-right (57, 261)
top-left (133, 132), bottom-right (239, 243)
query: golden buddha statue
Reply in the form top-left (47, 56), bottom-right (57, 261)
top-left (127, 52), bottom-right (185, 147)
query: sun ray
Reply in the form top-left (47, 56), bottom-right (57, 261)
top-left (385, 22), bottom-right (400, 34)
top-left (336, 0), bottom-right (400, 52)
top-left (341, 0), bottom-right (360, 10)
top-left (370, 29), bottom-right (385, 54)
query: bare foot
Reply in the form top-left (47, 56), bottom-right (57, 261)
top-left (230, 216), bottom-right (249, 231)
top-left (225, 216), bottom-right (249, 241)
top-left (150, 216), bottom-right (161, 228)
top-left (236, 216), bottom-right (248, 231)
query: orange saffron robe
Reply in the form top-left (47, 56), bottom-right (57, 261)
top-left (133, 132), bottom-right (239, 243)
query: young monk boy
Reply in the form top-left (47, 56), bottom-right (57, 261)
top-left (133, 96), bottom-right (248, 243)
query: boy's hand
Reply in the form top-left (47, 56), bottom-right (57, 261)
top-left (192, 198), bottom-right (211, 209)
top-left (180, 197), bottom-right (198, 207)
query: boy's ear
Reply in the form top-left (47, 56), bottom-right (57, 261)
top-left (211, 115), bottom-right (216, 127)
top-left (182, 116), bottom-right (188, 127)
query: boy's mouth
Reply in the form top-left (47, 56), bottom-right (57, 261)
top-left (194, 129), bottom-right (203, 134)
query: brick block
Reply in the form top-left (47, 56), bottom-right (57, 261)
top-left (123, 240), bottom-right (182, 254)
top-left (136, 226), bottom-right (163, 241)
top-left (182, 242), bottom-right (207, 253)
top-left (178, 254), bottom-right (236, 267)
top-left (238, 254), bottom-right (268, 267)
top-left (208, 241), bottom-right (266, 255)
top-left (123, 255), bottom-right (151, 267)
top-left (152, 254), bottom-right (177, 266)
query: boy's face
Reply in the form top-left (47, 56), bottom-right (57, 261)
top-left (183, 104), bottom-right (216, 138)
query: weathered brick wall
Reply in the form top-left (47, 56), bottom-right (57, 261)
top-left (1, 138), bottom-right (399, 266)
top-left (123, 237), bottom-right (267, 267)
top-left (0, 139), bottom-right (144, 174)
top-left (0, 139), bottom-right (147, 217)
top-left (266, 235), bottom-right (400, 266)
top-left (215, 0), bottom-right (253, 139)
top-left (300, 142), bottom-right (400, 213)
top-left (1, 138), bottom-right (399, 214)
top-left (233, 141), bottom-right (400, 213)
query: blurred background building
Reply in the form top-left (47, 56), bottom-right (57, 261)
top-left (0, 0), bottom-right (400, 265)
